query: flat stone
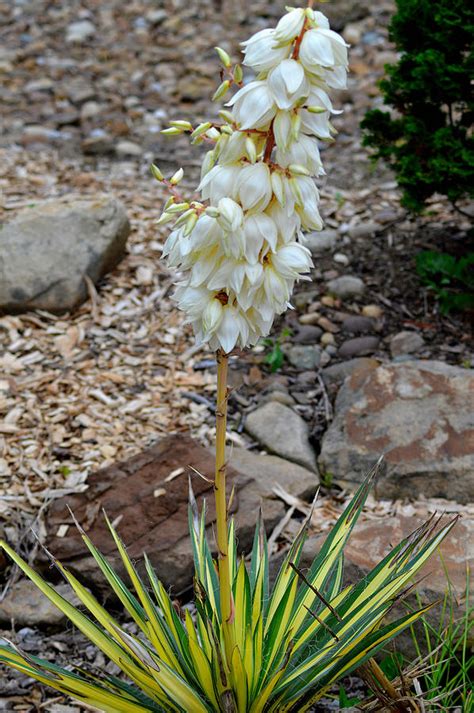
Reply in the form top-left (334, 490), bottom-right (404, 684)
top-left (66, 20), bottom-right (96, 44)
top-left (116, 140), bottom-right (142, 157)
top-left (0, 195), bottom-right (130, 314)
top-left (338, 336), bottom-right (380, 358)
top-left (0, 580), bottom-right (82, 627)
top-left (321, 357), bottom-right (379, 390)
top-left (271, 514), bottom-right (473, 657)
top-left (341, 315), bottom-right (375, 334)
top-left (348, 222), bottom-right (381, 239)
top-left (327, 275), bottom-right (365, 299)
top-left (231, 448), bottom-right (317, 514)
top-left (304, 229), bottom-right (338, 254)
top-left (293, 325), bottom-right (323, 344)
top-left (82, 133), bottom-right (114, 155)
top-left (245, 401), bottom-right (317, 472)
top-left (43, 436), bottom-right (250, 595)
top-left (390, 330), bottom-right (425, 357)
top-left (287, 344), bottom-right (322, 370)
top-left (319, 361), bottom-right (474, 502)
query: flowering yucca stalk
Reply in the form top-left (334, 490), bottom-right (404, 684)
top-left (0, 4), bottom-right (456, 712)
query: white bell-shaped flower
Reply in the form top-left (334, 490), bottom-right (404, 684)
top-left (242, 28), bottom-right (290, 72)
top-left (274, 8), bottom-right (306, 44)
top-left (227, 81), bottom-right (276, 130)
top-left (276, 134), bottom-right (324, 176)
top-left (236, 163), bottom-right (272, 212)
top-left (267, 59), bottom-right (309, 110)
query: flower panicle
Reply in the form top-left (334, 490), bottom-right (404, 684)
top-left (156, 5), bottom-right (348, 354)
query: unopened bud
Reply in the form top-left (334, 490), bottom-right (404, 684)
top-left (233, 64), bottom-right (243, 83)
top-left (170, 167), bottom-right (184, 185)
top-left (291, 113), bottom-right (301, 141)
top-left (191, 122), bottom-right (212, 140)
top-left (289, 163), bottom-right (310, 176)
top-left (212, 80), bottom-right (231, 102)
top-left (290, 177), bottom-right (304, 206)
top-left (150, 164), bottom-right (164, 181)
top-left (166, 202), bottom-right (190, 213)
top-left (245, 136), bottom-right (257, 163)
top-left (155, 212), bottom-right (174, 226)
top-left (169, 120), bottom-right (193, 131)
top-left (164, 196), bottom-right (175, 210)
top-left (271, 172), bottom-right (285, 206)
top-left (174, 208), bottom-right (195, 227)
top-left (218, 109), bottom-right (235, 124)
top-left (307, 105), bottom-right (326, 114)
top-left (161, 127), bottom-right (182, 136)
top-left (215, 46), bottom-right (231, 68)
top-left (205, 206), bottom-right (220, 218)
top-left (183, 212), bottom-right (198, 236)
top-left (220, 125), bottom-right (233, 135)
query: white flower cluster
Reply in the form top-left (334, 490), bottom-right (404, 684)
top-left (157, 6), bottom-right (348, 353)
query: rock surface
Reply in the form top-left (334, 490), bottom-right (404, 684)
top-left (319, 360), bottom-right (474, 502)
top-left (0, 196), bottom-right (130, 314)
top-left (326, 275), bottom-right (365, 299)
top-left (42, 436), bottom-right (316, 594)
top-left (304, 229), bottom-right (338, 254)
top-left (0, 580), bottom-right (82, 627)
top-left (245, 401), bottom-right (317, 472)
top-left (271, 513), bottom-right (473, 656)
top-left (338, 335), bottom-right (380, 357)
top-left (390, 330), bottom-right (425, 357)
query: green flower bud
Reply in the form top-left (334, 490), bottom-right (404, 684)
top-left (214, 46), bottom-right (231, 68)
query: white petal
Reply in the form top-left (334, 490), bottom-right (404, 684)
top-left (217, 307), bottom-right (240, 353)
top-left (268, 59), bottom-right (308, 110)
top-left (274, 8), bottom-right (305, 43)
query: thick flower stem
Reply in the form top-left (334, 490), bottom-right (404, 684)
top-left (214, 349), bottom-right (233, 661)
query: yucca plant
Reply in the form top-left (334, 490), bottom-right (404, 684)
top-left (0, 3), bottom-right (457, 711)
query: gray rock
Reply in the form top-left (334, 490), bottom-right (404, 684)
top-left (341, 315), bottom-right (375, 334)
top-left (270, 514), bottom-right (473, 659)
top-left (245, 401), bottom-right (317, 472)
top-left (0, 579), bottom-right (82, 627)
top-left (338, 336), bottom-right (380, 358)
top-left (0, 195), bottom-right (130, 314)
top-left (321, 357), bottom-right (379, 389)
top-left (348, 222), bottom-right (381, 239)
top-left (390, 330), bottom-right (425, 357)
top-left (66, 20), bottom-right (96, 43)
top-left (82, 132), bottom-right (114, 155)
top-left (327, 275), bottom-right (365, 299)
top-left (319, 360), bottom-right (474, 502)
top-left (293, 289), bottom-right (319, 310)
top-left (293, 325), bottom-right (323, 344)
top-left (287, 345), bottom-right (322, 370)
top-left (304, 229), bottom-right (338, 254)
top-left (116, 140), bottom-right (143, 157)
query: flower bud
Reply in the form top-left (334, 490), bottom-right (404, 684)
top-left (169, 120), bottom-right (193, 131)
top-left (245, 136), bottom-right (257, 163)
top-left (215, 46), bottom-right (231, 68)
top-left (288, 164), bottom-right (310, 176)
top-left (161, 127), bottom-right (182, 136)
top-left (150, 164), bottom-right (164, 181)
top-left (212, 80), bottom-right (231, 102)
top-left (183, 212), bottom-right (198, 236)
top-left (166, 202), bottom-right (190, 213)
top-left (155, 212), bottom-right (174, 226)
top-left (233, 64), bottom-right (243, 83)
top-left (205, 206), bottom-right (220, 218)
top-left (219, 109), bottom-right (235, 124)
top-left (191, 122), bottom-right (212, 139)
top-left (174, 208), bottom-right (195, 227)
top-left (306, 105), bottom-right (326, 114)
top-left (274, 8), bottom-right (305, 43)
top-left (170, 167), bottom-right (184, 185)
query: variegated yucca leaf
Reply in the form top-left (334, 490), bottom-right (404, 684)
top-left (0, 468), bottom-right (456, 712)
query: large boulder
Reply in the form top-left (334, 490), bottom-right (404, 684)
top-left (0, 195), bottom-right (130, 314)
top-left (319, 360), bottom-right (474, 502)
top-left (42, 436), bottom-right (317, 595)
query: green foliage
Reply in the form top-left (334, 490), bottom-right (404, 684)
top-left (416, 250), bottom-right (474, 313)
top-left (263, 328), bottom-right (291, 372)
top-left (408, 569), bottom-right (473, 711)
top-left (338, 684), bottom-right (362, 708)
top-left (0, 468), bottom-right (457, 712)
top-left (361, 0), bottom-right (474, 212)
